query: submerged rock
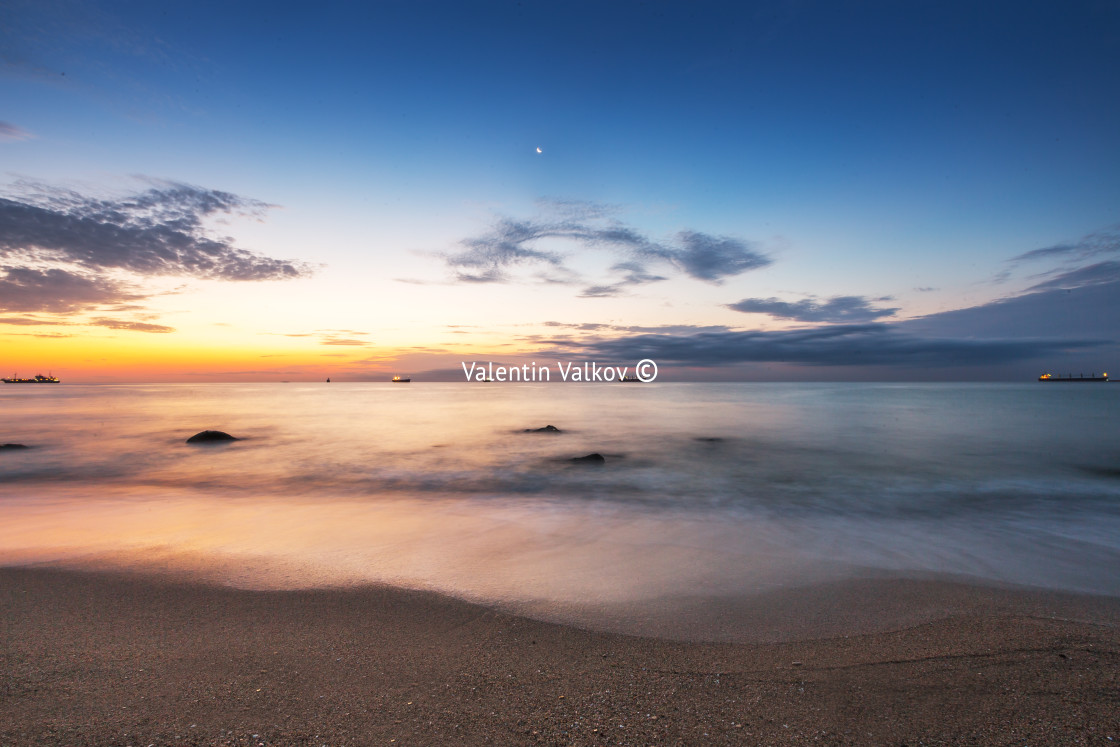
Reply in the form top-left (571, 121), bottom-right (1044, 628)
top-left (525, 425), bottom-right (562, 433)
top-left (186, 430), bottom-right (239, 444)
top-left (571, 453), bottom-right (605, 464)
top-left (0, 443), bottom-right (29, 450)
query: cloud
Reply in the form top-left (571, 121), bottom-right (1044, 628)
top-left (266, 329), bottom-right (370, 346)
top-left (0, 179), bottom-right (313, 324)
top-left (89, 318), bottom-right (175, 333)
top-left (1009, 225), bottom-right (1120, 265)
top-left (579, 285), bottom-right (623, 298)
top-left (615, 261), bottom-right (669, 285)
top-left (728, 294), bottom-right (899, 322)
top-left (0, 121), bottom-right (34, 141)
top-left (995, 225), bottom-right (1120, 291)
top-left (0, 266), bottom-right (140, 312)
top-left (0, 181), bottom-right (311, 281)
top-left (1024, 261), bottom-right (1120, 292)
top-left (578, 261), bottom-right (670, 297)
top-left (0, 315), bottom-right (69, 325)
top-left (576, 324), bottom-right (1103, 368)
top-left (320, 337), bottom-right (368, 346)
top-left (538, 198), bottom-right (618, 221)
top-left (520, 323), bottom-right (735, 348)
top-left (455, 267), bottom-right (508, 284)
top-left (543, 321), bottom-right (611, 330)
top-left (441, 201), bottom-right (770, 290)
top-left (561, 276), bottom-right (1118, 374)
top-left (446, 218), bottom-right (566, 282)
top-left (903, 278), bottom-right (1120, 341)
top-left (673, 231), bottom-right (770, 281)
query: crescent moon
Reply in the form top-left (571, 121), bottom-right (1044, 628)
top-left (536, 147), bottom-right (542, 154)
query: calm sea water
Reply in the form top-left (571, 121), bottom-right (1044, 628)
top-left (2, 382), bottom-right (1119, 613)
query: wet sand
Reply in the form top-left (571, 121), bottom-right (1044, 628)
top-left (2, 566), bottom-right (1119, 745)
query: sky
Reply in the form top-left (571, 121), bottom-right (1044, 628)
top-left (1, 0), bottom-right (1118, 382)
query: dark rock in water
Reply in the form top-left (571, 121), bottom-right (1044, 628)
top-left (1, 443), bottom-right (29, 450)
top-left (525, 425), bottom-right (562, 433)
top-left (695, 437), bottom-right (724, 443)
top-left (571, 453), bottom-right (605, 464)
top-left (186, 430), bottom-right (239, 444)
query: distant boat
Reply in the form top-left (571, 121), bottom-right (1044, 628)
top-left (392, 376), bottom-right (411, 383)
top-left (2, 373), bottom-right (59, 384)
top-left (1038, 372), bottom-right (1108, 382)
top-left (620, 375), bottom-right (643, 382)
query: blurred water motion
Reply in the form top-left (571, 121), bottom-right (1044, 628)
top-left (1, 382), bottom-right (1118, 607)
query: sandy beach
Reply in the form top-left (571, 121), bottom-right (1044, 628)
top-left (2, 567), bottom-right (1118, 746)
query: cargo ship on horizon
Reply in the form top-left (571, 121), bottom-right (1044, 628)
top-left (2, 373), bottom-right (60, 384)
top-left (1038, 372), bottom-right (1108, 382)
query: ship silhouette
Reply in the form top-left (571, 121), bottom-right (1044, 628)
top-left (1038, 372), bottom-right (1108, 382)
top-left (2, 373), bottom-right (60, 384)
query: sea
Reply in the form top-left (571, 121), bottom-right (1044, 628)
top-left (2, 382), bottom-right (1119, 635)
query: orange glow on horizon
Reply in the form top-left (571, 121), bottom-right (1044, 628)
top-left (0, 325), bottom-right (552, 382)
top-left (0, 332), bottom-right (368, 382)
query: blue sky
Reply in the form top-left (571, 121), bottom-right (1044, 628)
top-left (1, 0), bottom-right (1118, 380)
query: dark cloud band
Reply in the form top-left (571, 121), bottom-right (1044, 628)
top-left (577, 324), bottom-right (1104, 368)
top-left (728, 295), bottom-right (898, 322)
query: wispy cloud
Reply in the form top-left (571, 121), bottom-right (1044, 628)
top-left (1, 0), bottom-right (210, 121)
top-left (265, 329), bottom-right (371, 347)
top-left (0, 121), bottom-right (34, 141)
top-left (1024, 261), bottom-right (1120, 292)
top-left (89, 318), bottom-right (175, 333)
top-left (996, 225), bottom-right (1120, 290)
top-left (440, 200), bottom-right (770, 294)
top-left (542, 321), bottom-right (611, 330)
top-left (577, 261), bottom-right (669, 298)
top-left (728, 295), bottom-right (898, 322)
top-left (320, 337), bottom-right (368, 346)
top-left (1009, 225), bottom-right (1120, 265)
top-left (0, 315), bottom-right (71, 326)
top-left (579, 285), bottom-right (622, 298)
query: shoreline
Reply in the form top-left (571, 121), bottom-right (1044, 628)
top-left (3, 566), bottom-right (1118, 745)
